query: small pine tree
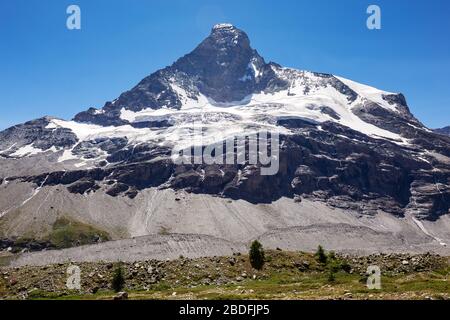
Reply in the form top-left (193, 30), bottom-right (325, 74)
top-left (249, 240), bottom-right (265, 270)
top-left (328, 251), bottom-right (336, 261)
top-left (315, 245), bottom-right (328, 264)
top-left (327, 270), bottom-right (336, 283)
top-left (111, 264), bottom-right (125, 292)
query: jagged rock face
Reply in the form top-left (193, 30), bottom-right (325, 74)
top-left (0, 23), bottom-right (449, 229)
top-left (434, 126), bottom-right (450, 136)
top-left (4, 120), bottom-right (445, 221)
top-left (72, 138), bottom-right (128, 159)
top-left (0, 117), bottom-right (78, 156)
top-left (170, 24), bottom-right (288, 103)
top-left (173, 23), bottom-right (267, 102)
top-left (73, 24), bottom-right (288, 126)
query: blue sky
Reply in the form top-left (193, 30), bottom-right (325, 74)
top-left (0, 0), bottom-right (449, 130)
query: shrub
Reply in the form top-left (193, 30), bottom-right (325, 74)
top-left (328, 251), bottom-right (336, 261)
top-left (328, 252), bottom-right (352, 273)
top-left (111, 264), bottom-right (125, 292)
top-left (249, 240), bottom-right (265, 270)
top-left (329, 260), bottom-right (342, 273)
top-left (315, 245), bottom-right (328, 264)
top-left (340, 261), bottom-right (352, 273)
top-left (327, 270), bottom-right (336, 283)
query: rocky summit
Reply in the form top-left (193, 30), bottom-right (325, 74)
top-left (0, 24), bottom-right (449, 261)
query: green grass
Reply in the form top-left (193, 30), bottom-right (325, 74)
top-left (46, 217), bottom-right (110, 249)
top-left (0, 252), bottom-right (17, 267)
top-left (34, 269), bottom-right (448, 300)
top-left (2, 250), bottom-right (448, 300)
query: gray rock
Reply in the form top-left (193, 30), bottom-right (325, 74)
top-left (114, 291), bottom-right (128, 300)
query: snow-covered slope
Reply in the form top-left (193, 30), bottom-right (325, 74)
top-left (1, 69), bottom-right (410, 167)
top-left (0, 24), bottom-right (421, 166)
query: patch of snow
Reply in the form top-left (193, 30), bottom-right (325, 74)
top-left (58, 149), bottom-right (78, 163)
top-left (21, 174), bottom-right (49, 207)
top-left (249, 60), bottom-right (261, 78)
top-left (0, 143), bottom-right (17, 154)
top-left (45, 122), bottom-right (58, 129)
top-left (239, 59), bottom-right (262, 82)
top-left (74, 161), bottom-right (88, 168)
top-left (11, 144), bottom-right (43, 157)
top-left (335, 76), bottom-right (398, 112)
top-left (412, 217), bottom-right (447, 247)
top-left (1, 175), bottom-right (50, 218)
top-left (213, 23), bottom-right (234, 30)
top-left (47, 146), bottom-right (59, 153)
top-left (50, 119), bottom-right (157, 143)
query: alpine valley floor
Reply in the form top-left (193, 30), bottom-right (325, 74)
top-left (1, 250), bottom-right (449, 300)
top-left (1, 189), bottom-right (450, 268)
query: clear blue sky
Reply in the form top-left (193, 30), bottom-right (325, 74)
top-left (1, 0), bottom-right (449, 130)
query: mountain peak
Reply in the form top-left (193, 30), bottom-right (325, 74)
top-left (211, 23), bottom-right (241, 36)
top-left (168, 24), bottom-right (269, 102)
top-left (212, 23), bottom-right (236, 30)
top-left (204, 23), bottom-right (250, 49)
